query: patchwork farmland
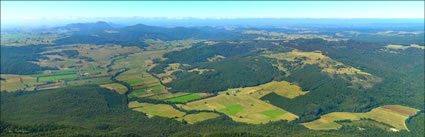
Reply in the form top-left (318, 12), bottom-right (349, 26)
top-left (177, 82), bottom-right (300, 124)
top-left (301, 105), bottom-right (420, 131)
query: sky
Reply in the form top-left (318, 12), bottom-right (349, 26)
top-left (1, 1), bottom-right (424, 27)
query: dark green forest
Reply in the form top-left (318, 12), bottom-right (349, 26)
top-left (166, 56), bottom-right (285, 93)
top-left (0, 45), bottom-right (57, 75)
top-left (1, 85), bottom-right (423, 137)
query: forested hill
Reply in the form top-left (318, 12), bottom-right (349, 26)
top-left (54, 22), bottom-right (241, 47)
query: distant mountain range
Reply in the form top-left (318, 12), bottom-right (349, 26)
top-left (54, 21), bottom-right (241, 47)
top-left (3, 18), bottom-right (424, 31)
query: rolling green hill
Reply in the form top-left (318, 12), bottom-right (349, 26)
top-left (1, 21), bottom-right (424, 137)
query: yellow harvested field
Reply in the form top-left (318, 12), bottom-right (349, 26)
top-left (222, 81), bottom-right (308, 99)
top-left (301, 112), bottom-right (363, 130)
top-left (129, 102), bottom-right (185, 118)
top-left (301, 105), bottom-right (420, 130)
top-left (256, 81), bottom-right (308, 99)
top-left (100, 83), bottom-right (128, 94)
top-left (177, 82), bottom-right (299, 124)
top-left (128, 101), bottom-right (144, 108)
top-left (0, 74), bottom-right (40, 92)
top-left (176, 112), bottom-right (220, 124)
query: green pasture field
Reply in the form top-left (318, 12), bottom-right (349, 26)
top-left (260, 109), bottom-right (287, 118)
top-left (131, 89), bottom-right (148, 96)
top-left (220, 105), bottom-right (244, 116)
top-left (166, 94), bottom-right (202, 103)
top-left (38, 74), bottom-right (78, 82)
top-left (126, 80), bottom-right (145, 86)
top-left (33, 69), bottom-right (79, 77)
top-left (66, 76), bottom-right (112, 86)
top-left (147, 85), bottom-right (163, 91)
top-left (82, 68), bottom-right (105, 73)
top-left (128, 85), bottom-right (165, 98)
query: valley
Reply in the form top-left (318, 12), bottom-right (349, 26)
top-left (1, 21), bottom-right (424, 137)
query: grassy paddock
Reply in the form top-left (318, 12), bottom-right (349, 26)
top-left (127, 80), bottom-right (145, 86)
top-left (0, 74), bottom-right (39, 92)
top-left (100, 83), bottom-right (128, 94)
top-left (220, 81), bottom-right (308, 99)
top-left (176, 112), bottom-right (220, 124)
top-left (34, 69), bottom-right (79, 77)
top-left (220, 105), bottom-right (245, 116)
top-left (260, 109), bottom-right (287, 118)
top-left (301, 105), bottom-right (420, 131)
top-left (166, 94), bottom-right (203, 103)
top-left (38, 74), bottom-right (78, 82)
top-left (128, 102), bottom-right (185, 118)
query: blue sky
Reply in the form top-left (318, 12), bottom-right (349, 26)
top-left (1, 1), bottom-right (424, 27)
top-left (2, 1), bottom-right (424, 19)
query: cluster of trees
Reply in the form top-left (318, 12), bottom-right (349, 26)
top-left (160, 42), bottom-right (257, 64)
top-left (149, 41), bottom-right (293, 93)
top-left (0, 45), bottom-right (57, 75)
top-left (158, 40), bottom-right (291, 65)
top-left (166, 57), bottom-right (285, 93)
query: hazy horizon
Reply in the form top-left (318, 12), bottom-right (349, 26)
top-left (2, 18), bottom-right (424, 30)
top-left (1, 1), bottom-right (423, 28)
